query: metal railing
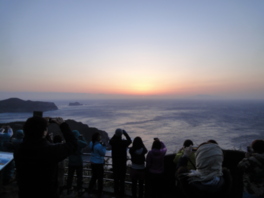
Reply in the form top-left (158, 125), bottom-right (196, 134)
top-left (64, 153), bottom-right (133, 192)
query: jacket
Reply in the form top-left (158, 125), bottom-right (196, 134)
top-left (173, 148), bottom-right (196, 170)
top-left (90, 141), bottom-right (106, 164)
top-left (68, 130), bottom-right (88, 166)
top-left (129, 146), bottom-right (148, 169)
top-left (146, 141), bottom-right (167, 174)
top-left (109, 132), bottom-right (131, 162)
top-left (238, 153), bottom-right (264, 196)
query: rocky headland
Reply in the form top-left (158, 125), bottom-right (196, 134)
top-left (0, 98), bottom-right (58, 113)
top-left (1, 119), bottom-right (110, 152)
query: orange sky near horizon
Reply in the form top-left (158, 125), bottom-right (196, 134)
top-left (1, 1), bottom-right (264, 100)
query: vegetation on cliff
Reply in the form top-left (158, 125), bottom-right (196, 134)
top-left (0, 98), bottom-right (58, 113)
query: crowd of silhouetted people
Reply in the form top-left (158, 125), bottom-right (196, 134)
top-left (0, 116), bottom-right (264, 198)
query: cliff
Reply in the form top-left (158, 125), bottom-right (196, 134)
top-left (0, 98), bottom-right (58, 113)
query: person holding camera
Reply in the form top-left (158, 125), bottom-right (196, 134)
top-left (129, 136), bottom-right (148, 198)
top-left (173, 139), bottom-right (196, 174)
top-left (66, 130), bottom-right (88, 196)
top-left (109, 128), bottom-right (132, 197)
top-left (238, 139), bottom-right (264, 197)
top-left (88, 132), bottom-right (106, 197)
top-left (14, 116), bottom-right (78, 198)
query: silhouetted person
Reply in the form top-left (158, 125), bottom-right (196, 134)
top-left (88, 132), bottom-right (106, 198)
top-left (14, 117), bottom-right (77, 198)
top-left (66, 130), bottom-right (88, 196)
top-left (238, 139), bottom-right (264, 197)
top-left (173, 139), bottom-right (196, 173)
top-left (109, 128), bottom-right (132, 197)
top-left (146, 138), bottom-right (167, 198)
top-left (0, 125), bottom-right (13, 151)
top-left (10, 130), bottom-right (24, 151)
top-left (0, 126), bottom-right (14, 185)
top-left (177, 142), bottom-right (224, 198)
top-left (53, 135), bottom-right (65, 195)
top-left (129, 136), bottom-right (148, 198)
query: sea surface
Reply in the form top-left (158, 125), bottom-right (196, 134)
top-left (1, 99), bottom-right (264, 154)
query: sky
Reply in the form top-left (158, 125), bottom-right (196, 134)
top-left (0, 0), bottom-right (264, 101)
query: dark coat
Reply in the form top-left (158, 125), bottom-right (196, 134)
top-left (109, 132), bottom-right (131, 163)
top-left (129, 146), bottom-right (148, 165)
top-left (14, 123), bottom-right (77, 198)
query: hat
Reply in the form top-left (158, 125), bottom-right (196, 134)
top-left (72, 130), bottom-right (80, 138)
top-left (115, 128), bottom-right (123, 136)
top-left (16, 130), bottom-right (24, 139)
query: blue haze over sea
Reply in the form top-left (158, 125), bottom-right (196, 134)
top-left (1, 99), bottom-right (264, 154)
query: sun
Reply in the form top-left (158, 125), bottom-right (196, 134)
top-left (130, 83), bottom-right (156, 95)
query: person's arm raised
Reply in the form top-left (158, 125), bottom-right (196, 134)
top-left (122, 130), bottom-right (132, 145)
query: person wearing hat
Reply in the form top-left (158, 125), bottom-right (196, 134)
top-left (0, 125), bottom-right (13, 151)
top-left (109, 128), bottom-right (132, 197)
top-left (66, 130), bottom-right (88, 196)
top-left (11, 130), bottom-right (24, 151)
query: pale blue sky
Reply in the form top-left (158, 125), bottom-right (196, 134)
top-left (0, 0), bottom-right (264, 100)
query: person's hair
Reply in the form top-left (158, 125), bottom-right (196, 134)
top-left (23, 116), bottom-right (48, 139)
top-left (53, 135), bottom-right (63, 143)
top-left (152, 140), bottom-right (161, 150)
top-left (183, 139), bottom-right (193, 147)
top-left (207, 139), bottom-right (218, 144)
top-left (115, 128), bottom-right (123, 137)
top-left (91, 132), bottom-right (101, 151)
top-left (132, 136), bottom-right (144, 150)
top-left (251, 139), bottom-right (264, 154)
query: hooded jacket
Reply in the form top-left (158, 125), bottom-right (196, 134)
top-left (187, 143), bottom-right (223, 183)
top-left (146, 141), bottom-right (167, 174)
top-left (68, 130), bottom-right (88, 166)
top-left (10, 130), bottom-right (24, 151)
top-left (89, 141), bottom-right (106, 164)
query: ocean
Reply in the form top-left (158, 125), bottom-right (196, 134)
top-left (1, 99), bottom-right (264, 154)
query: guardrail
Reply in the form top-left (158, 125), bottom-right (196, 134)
top-left (63, 153), bottom-right (133, 194)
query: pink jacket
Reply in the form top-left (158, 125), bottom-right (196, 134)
top-left (146, 142), bottom-right (167, 174)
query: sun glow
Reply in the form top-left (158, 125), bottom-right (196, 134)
top-left (130, 83), bottom-right (156, 95)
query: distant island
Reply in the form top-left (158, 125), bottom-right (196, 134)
top-left (69, 102), bottom-right (83, 106)
top-left (0, 98), bottom-right (58, 113)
